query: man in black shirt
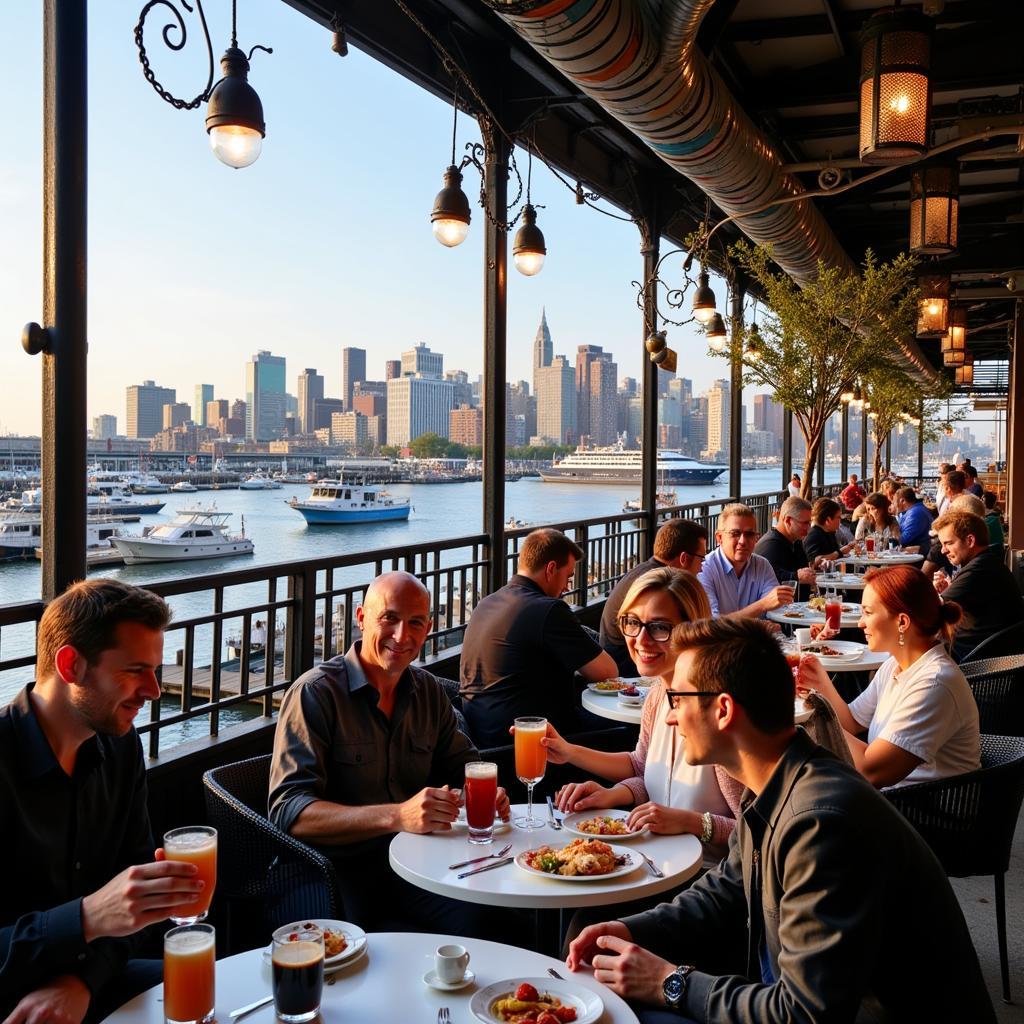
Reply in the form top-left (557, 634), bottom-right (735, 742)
top-left (754, 497), bottom-right (817, 589)
top-left (600, 519), bottom-right (708, 675)
top-left (460, 529), bottom-right (617, 747)
top-left (804, 498), bottom-right (855, 562)
top-left (1, 580), bottom-right (203, 1024)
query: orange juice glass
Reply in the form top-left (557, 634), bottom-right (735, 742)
top-left (164, 924), bottom-right (215, 1024)
top-left (513, 716), bottom-right (547, 830)
top-left (164, 826), bottom-right (217, 924)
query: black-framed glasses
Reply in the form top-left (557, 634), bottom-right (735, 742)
top-left (618, 615), bottom-right (673, 642)
top-left (684, 549), bottom-right (707, 564)
top-left (664, 689), bottom-right (719, 711)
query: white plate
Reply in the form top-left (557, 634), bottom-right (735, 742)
top-left (779, 602), bottom-right (861, 622)
top-left (801, 639), bottom-right (866, 667)
top-left (617, 692), bottom-right (644, 706)
top-left (451, 813), bottom-right (512, 835)
top-left (423, 968), bottom-right (476, 991)
top-left (560, 812), bottom-right (646, 841)
top-left (470, 977), bottom-right (604, 1024)
top-left (514, 842), bottom-right (639, 882)
top-left (262, 920), bottom-right (367, 969)
top-left (587, 680), bottom-right (627, 695)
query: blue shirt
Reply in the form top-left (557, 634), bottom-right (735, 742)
top-left (897, 501), bottom-right (933, 549)
top-left (698, 547), bottom-right (780, 617)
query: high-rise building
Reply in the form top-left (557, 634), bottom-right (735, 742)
top-left (686, 396), bottom-right (709, 456)
top-left (341, 347), bottom-right (366, 411)
top-left (193, 384), bottom-right (214, 426)
top-left (508, 381), bottom-right (536, 442)
top-left (231, 399), bottom-right (246, 421)
top-left (206, 399), bottom-right (229, 431)
top-left (401, 343), bottom-right (443, 379)
top-left (245, 350), bottom-right (287, 441)
top-left (163, 402), bottom-right (192, 430)
top-left (533, 308), bottom-right (553, 371)
top-left (386, 375), bottom-right (455, 445)
top-left (297, 368), bottom-right (324, 434)
top-left (444, 369), bottom-right (474, 408)
top-left (92, 414), bottom-right (117, 440)
top-left (535, 355), bottom-right (576, 445)
top-left (575, 345), bottom-right (617, 444)
top-left (753, 393), bottom-right (785, 439)
top-left (331, 411), bottom-right (369, 448)
top-left (126, 380), bottom-right (175, 439)
top-left (385, 359), bottom-right (401, 381)
top-left (312, 397), bottom-right (345, 431)
top-left (705, 379), bottom-right (731, 461)
top-left (449, 404), bottom-right (483, 446)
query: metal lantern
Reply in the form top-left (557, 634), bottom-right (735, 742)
top-left (941, 307), bottom-right (968, 366)
top-left (955, 352), bottom-right (974, 387)
top-left (205, 48), bottom-right (267, 169)
top-left (916, 273), bottom-right (950, 335)
top-left (512, 203), bottom-right (547, 276)
top-left (859, 9), bottom-right (932, 163)
top-left (909, 163), bottom-right (959, 255)
top-left (691, 271), bottom-right (717, 324)
top-left (705, 313), bottom-right (728, 352)
top-left (431, 165), bottom-right (472, 247)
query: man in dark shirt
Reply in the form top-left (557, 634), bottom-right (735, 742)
top-left (803, 498), bottom-right (854, 562)
top-left (753, 497), bottom-right (817, 588)
top-left (1, 580), bottom-right (202, 1024)
top-left (600, 519), bottom-right (708, 675)
top-left (933, 511), bottom-right (1024, 661)
top-left (269, 571), bottom-right (513, 933)
top-left (460, 529), bottom-right (617, 747)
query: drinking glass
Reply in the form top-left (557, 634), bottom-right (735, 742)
top-left (272, 923), bottom-right (325, 1024)
top-left (163, 826), bottom-right (217, 925)
top-left (464, 761), bottom-right (498, 845)
top-left (513, 717), bottom-right (547, 830)
top-left (164, 924), bottom-right (215, 1024)
top-left (824, 588), bottom-right (842, 633)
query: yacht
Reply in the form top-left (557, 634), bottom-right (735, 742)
top-left (90, 468), bottom-right (168, 494)
top-left (239, 471), bottom-right (282, 490)
top-left (541, 441), bottom-right (726, 485)
top-left (0, 514), bottom-right (127, 562)
top-left (171, 480), bottom-right (199, 492)
top-left (110, 508), bottom-right (254, 564)
top-left (623, 490), bottom-right (679, 512)
top-left (287, 480), bottom-right (411, 524)
top-left (9, 484), bottom-right (165, 516)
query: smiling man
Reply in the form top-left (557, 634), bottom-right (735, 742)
top-left (1, 579), bottom-right (203, 1024)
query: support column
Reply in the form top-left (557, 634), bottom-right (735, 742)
top-left (860, 409), bottom-right (869, 480)
top-left (729, 285), bottom-right (745, 497)
top-left (782, 410), bottom-right (793, 490)
top-left (639, 210), bottom-right (660, 555)
top-left (917, 402), bottom-right (925, 481)
top-left (39, 0), bottom-right (88, 600)
top-left (481, 118), bottom-right (508, 593)
top-left (885, 431), bottom-right (892, 474)
top-left (1006, 300), bottom-right (1024, 548)
top-left (840, 402), bottom-right (849, 482)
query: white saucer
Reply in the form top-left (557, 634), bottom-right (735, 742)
top-left (423, 968), bottom-right (475, 991)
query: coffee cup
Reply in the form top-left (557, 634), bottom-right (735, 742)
top-left (435, 944), bottom-right (470, 984)
top-left (795, 628), bottom-right (813, 649)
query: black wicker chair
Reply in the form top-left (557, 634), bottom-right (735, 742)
top-left (884, 734), bottom-right (1024, 1004)
top-left (203, 755), bottom-right (341, 950)
top-left (960, 655), bottom-right (1024, 736)
top-left (959, 619), bottom-right (1024, 664)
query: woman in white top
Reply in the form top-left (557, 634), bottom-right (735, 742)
top-left (854, 491), bottom-right (901, 544)
top-left (545, 567), bottom-right (741, 859)
top-left (797, 564), bottom-right (980, 788)
top-left (788, 473), bottom-right (802, 497)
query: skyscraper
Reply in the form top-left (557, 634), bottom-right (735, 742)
top-left (705, 379), bottom-right (731, 461)
top-left (92, 414), bottom-right (117, 440)
top-left (245, 351), bottom-right (287, 441)
top-left (385, 359), bottom-right (401, 381)
top-left (535, 355), bottom-right (576, 445)
top-left (193, 385), bottom-right (214, 427)
top-left (575, 345), bottom-right (617, 444)
top-left (126, 380), bottom-right (175, 439)
top-left (386, 375), bottom-right (455, 445)
top-left (341, 348), bottom-right (366, 410)
top-left (297, 368), bottom-right (324, 435)
top-left (533, 308), bottom-right (553, 371)
top-left (163, 402), bottom-right (191, 430)
top-left (753, 393), bottom-right (784, 438)
top-left (401, 343), bottom-right (443, 378)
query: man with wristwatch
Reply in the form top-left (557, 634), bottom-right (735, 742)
top-left (566, 617), bottom-right (994, 1023)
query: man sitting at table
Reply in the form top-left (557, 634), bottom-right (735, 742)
top-left (698, 505), bottom-right (791, 619)
top-left (802, 498), bottom-right (855, 562)
top-left (1, 579), bottom-right (204, 1024)
top-left (269, 570), bottom-right (515, 935)
top-left (753, 497), bottom-right (817, 591)
top-left (600, 519), bottom-right (708, 675)
top-left (933, 510), bottom-right (1024, 662)
top-left (839, 473), bottom-right (865, 512)
top-left (937, 469), bottom-right (966, 516)
top-left (567, 617), bottom-right (995, 1024)
top-left (893, 486), bottom-right (933, 552)
top-left (459, 528), bottom-right (618, 747)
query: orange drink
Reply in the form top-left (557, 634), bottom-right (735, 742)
top-left (513, 716), bottom-right (547, 831)
top-left (164, 826), bottom-right (217, 924)
top-left (164, 924), bottom-right (215, 1024)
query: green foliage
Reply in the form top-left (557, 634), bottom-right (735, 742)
top-left (407, 432), bottom-right (451, 458)
top-left (380, 445), bottom-right (401, 459)
top-left (507, 444), bottom-right (574, 460)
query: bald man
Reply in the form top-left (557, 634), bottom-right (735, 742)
top-left (270, 571), bottom-right (515, 935)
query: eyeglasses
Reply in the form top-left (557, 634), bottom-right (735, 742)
top-left (618, 615), bottom-right (674, 642)
top-left (664, 689), bottom-right (720, 711)
top-left (684, 549), bottom-right (706, 564)
top-left (722, 530), bottom-right (758, 541)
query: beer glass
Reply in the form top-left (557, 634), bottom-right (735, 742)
top-left (164, 924), bottom-right (215, 1024)
top-left (464, 761), bottom-right (498, 844)
top-left (163, 826), bottom-right (217, 925)
top-left (271, 923), bottom-right (325, 1024)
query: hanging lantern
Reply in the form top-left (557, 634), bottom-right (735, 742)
top-left (942, 307), bottom-right (968, 366)
top-left (705, 313), bottom-right (728, 352)
top-left (691, 271), bottom-right (717, 324)
top-left (916, 274), bottom-right (949, 335)
top-left (955, 351), bottom-right (974, 387)
top-left (859, 9), bottom-right (932, 164)
top-left (909, 162), bottom-right (959, 255)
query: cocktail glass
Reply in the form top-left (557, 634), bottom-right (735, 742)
top-left (513, 717), bottom-right (547, 830)
top-left (163, 826), bottom-right (217, 925)
top-left (824, 589), bottom-right (841, 632)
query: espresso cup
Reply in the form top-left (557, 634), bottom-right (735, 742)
top-left (794, 628), bottom-right (813, 649)
top-left (435, 943), bottom-right (470, 984)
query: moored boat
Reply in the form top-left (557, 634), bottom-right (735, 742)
top-left (110, 508), bottom-right (254, 564)
top-left (287, 480), bottom-right (411, 524)
top-left (541, 441), bottom-right (726, 485)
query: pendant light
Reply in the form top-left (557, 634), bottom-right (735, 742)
top-left (942, 307), bottom-right (968, 366)
top-left (691, 271), bottom-right (717, 324)
top-left (955, 352), bottom-right (974, 387)
top-left (909, 162), bottom-right (959, 255)
top-left (431, 87), bottom-right (471, 247)
top-left (916, 274), bottom-right (949, 335)
top-left (705, 313), bottom-right (728, 352)
top-left (743, 322), bottom-right (762, 363)
top-left (512, 143), bottom-right (546, 276)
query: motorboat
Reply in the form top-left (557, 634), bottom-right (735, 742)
top-left (286, 480), bottom-right (411, 524)
top-left (110, 508), bottom-right (254, 564)
top-left (239, 471), bottom-right (282, 490)
top-left (623, 490), bottom-right (679, 512)
top-left (0, 514), bottom-right (128, 562)
top-left (541, 439), bottom-right (726, 485)
top-left (171, 481), bottom-right (199, 492)
top-left (9, 484), bottom-right (164, 516)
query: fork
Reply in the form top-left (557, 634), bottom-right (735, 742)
top-left (639, 851), bottom-right (664, 878)
top-left (437, 1009), bottom-right (451, 1024)
top-left (448, 842), bottom-right (513, 870)
top-left (547, 967), bottom-right (564, 980)
top-left (546, 795), bottom-right (563, 830)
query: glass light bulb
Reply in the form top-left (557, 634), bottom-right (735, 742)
top-left (209, 125), bottom-right (262, 169)
top-left (889, 94), bottom-right (911, 114)
top-left (432, 218), bottom-right (470, 248)
top-left (693, 306), bottom-right (716, 325)
top-left (927, 300), bottom-right (940, 315)
top-left (514, 250), bottom-right (545, 276)
top-left (708, 336), bottom-right (727, 353)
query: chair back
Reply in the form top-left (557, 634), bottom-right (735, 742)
top-left (885, 734), bottom-right (1024, 878)
top-left (959, 619), bottom-right (1024, 663)
top-left (960, 654), bottom-right (1024, 736)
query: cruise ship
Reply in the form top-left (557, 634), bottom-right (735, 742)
top-left (540, 442), bottom-right (727, 485)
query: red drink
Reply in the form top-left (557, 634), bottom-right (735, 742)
top-left (865, 536), bottom-right (875, 553)
top-left (825, 601), bottom-right (841, 632)
top-left (464, 763), bottom-right (498, 831)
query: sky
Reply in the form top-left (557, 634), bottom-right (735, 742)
top-left (0, 3), bottom-right (990, 448)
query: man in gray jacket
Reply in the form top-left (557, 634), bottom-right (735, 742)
top-left (567, 617), bottom-right (995, 1023)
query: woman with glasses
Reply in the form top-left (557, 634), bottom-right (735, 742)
top-left (549, 567), bottom-right (741, 861)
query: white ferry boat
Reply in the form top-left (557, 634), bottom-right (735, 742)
top-left (171, 480), bottom-right (199, 492)
top-left (287, 480), bottom-right (411, 524)
top-left (541, 441), bottom-right (726, 485)
top-left (110, 508), bottom-right (254, 564)
top-left (0, 515), bottom-right (127, 562)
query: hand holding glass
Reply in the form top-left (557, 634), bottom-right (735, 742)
top-left (464, 761), bottom-right (498, 844)
top-left (513, 717), bottom-right (547, 830)
top-left (163, 826), bottom-right (217, 925)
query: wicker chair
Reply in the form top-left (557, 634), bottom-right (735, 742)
top-left (203, 755), bottom-right (341, 949)
top-left (959, 619), bottom-right (1024, 664)
top-left (960, 655), bottom-right (1024, 736)
top-left (884, 734), bottom-right (1024, 1004)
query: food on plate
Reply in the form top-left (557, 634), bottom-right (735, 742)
top-left (807, 645), bottom-right (842, 657)
top-left (523, 838), bottom-right (629, 876)
top-left (576, 815), bottom-right (632, 836)
top-left (619, 685), bottom-right (640, 697)
top-left (592, 679), bottom-right (625, 692)
top-left (807, 596), bottom-right (826, 611)
top-left (321, 928), bottom-right (348, 958)
top-left (491, 983), bottom-right (577, 1023)
top-left (783, 611), bottom-right (805, 619)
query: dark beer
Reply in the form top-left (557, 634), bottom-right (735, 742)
top-left (272, 939), bottom-right (324, 1023)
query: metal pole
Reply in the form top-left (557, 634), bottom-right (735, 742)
top-left (40, 0), bottom-right (88, 599)
top-left (885, 430), bottom-right (892, 474)
top-left (917, 402), bottom-right (924, 481)
top-left (639, 210), bottom-right (660, 556)
top-left (860, 408), bottom-right (868, 480)
top-left (817, 432), bottom-right (826, 489)
top-left (481, 117), bottom-right (508, 594)
top-left (840, 402), bottom-right (849, 482)
top-left (1007, 300), bottom-right (1023, 547)
top-left (729, 285), bottom-right (745, 496)
top-left (782, 410), bottom-right (793, 489)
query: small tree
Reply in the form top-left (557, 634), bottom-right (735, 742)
top-left (721, 244), bottom-right (920, 499)
top-left (408, 432), bottom-right (450, 459)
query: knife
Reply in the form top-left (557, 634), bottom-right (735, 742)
top-left (457, 856), bottom-right (514, 879)
top-left (228, 996), bottom-right (273, 1020)
top-left (639, 851), bottom-right (664, 878)
top-left (546, 796), bottom-right (563, 830)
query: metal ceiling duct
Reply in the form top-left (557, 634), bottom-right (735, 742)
top-left (481, 0), bottom-right (938, 381)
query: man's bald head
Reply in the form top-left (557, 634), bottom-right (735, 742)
top-left (356, 571), bottom-right (432, 685)
top-left (364, 571), bottom-right (430, 615)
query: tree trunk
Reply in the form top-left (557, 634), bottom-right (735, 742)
top-left (872, 435), bottom-right (884, 491)
top-left (800, 428), bottom-right (823, 501)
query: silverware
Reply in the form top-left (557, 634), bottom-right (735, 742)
top-left (639, 851), bottom-right (664, 878)
top-left (457, 856), bottom-right (514, 879)
top-left (546, 796), bottom-right (563, 830)
top-left (547, 967), bottom-right (564, 980)
top-left (228, 995), bottom-right (273, 1020)
top-left (437, 1009), bottom-right (451, 1024)
top-left (448, 842), bottom-right (512, 870)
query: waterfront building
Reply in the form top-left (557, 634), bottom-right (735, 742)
top-left (341, 347), bottom-right (366, 411)
top-left (352, 389), bottom-right (387, 442)
top-left (508, 381), bottom-right (536, 443)
top-left (401, 342), bottom-right (443, 379)
top-left (331, 411), bottom-right (369, 449)
top-left (92, 414), bottom-right (117, 440)
top-left (193, 384), bottom-right (214, 427)
top-left (450, 403), bottom-right (483, 446)
top-left (575, 344), bottom-right (618, 445)
top-left (753, 393), bottom-right (785, 438)
top-left (245, 350), bottom-right (287, 441)
top-left (535, 354), bottom-right (576, 445)
top-left (746, 428), bottom-right (777, 457)
top-left (162, 402), bottom-right (192, 430)
top-left (386, 374), bottom-right (456, 445)
top-left (445, 369), bottom-right (474, 408)
top-left (126, 380), bottom-right (175, 439)
top-left (705, 380), bottom-right (730, 462)
top-left (297, 368), bottom-right (325, 435)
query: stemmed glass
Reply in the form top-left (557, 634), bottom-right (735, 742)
top-left (513, 716), bottom-right (547, 830)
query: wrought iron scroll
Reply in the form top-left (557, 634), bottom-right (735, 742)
top-left (134, 0), bottom-right (215, 110)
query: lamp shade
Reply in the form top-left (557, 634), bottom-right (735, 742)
top-left (431, 165), bottom-right (471, 247)
top-left (909, 163), bottom-right (959, 255)
top-left (859, 10), bottom-right (932, 163)
top-left (705, 312), bottom-right (727, 352)
top-left (942, 307), bottom-right (968, 365)
top-left (512, 204), bottom-right (546, 276)
top-left (916, 273), bottom-right (950, 335)
top-left (205, 48), bottom-right (266, 169)
top-left (691, 271), bottom-right (717, 324)
top-left (955, 351), bottom-right (974, 386)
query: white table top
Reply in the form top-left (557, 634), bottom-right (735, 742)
top-left (814, 573), bottom-right (866, 590)
top-left (766, 602), bottom-right (863, 628)
top-left (390, 804), bottom-right (702, 909)
top-left (582, 688), bottom-right (646, 724)
top-left (840, 553), bottom-right (924, 567)
top-left (105, 932), bottom-right (640, 1024)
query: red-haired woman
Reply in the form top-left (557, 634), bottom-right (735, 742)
top-left (797, 565), bottom-right (980, 788)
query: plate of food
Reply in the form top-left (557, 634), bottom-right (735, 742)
top-left (799, 639), bottom-right (865, 667)
top-left (560, 812), bottom-right (646, 840)
top-left (262, 920), bottom-right (367, 970)
top-left (515, 838), bottom-right (638, 881)
top-left (587, 679), bottom-right (627, 695)
top-left (470, 977), bottom-right (603, 1024)
top-left (617, 685), bottom-right (645, 706)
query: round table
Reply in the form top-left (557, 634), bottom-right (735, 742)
top-left (104, 932), bottom-right (640, 1024)
top-left (584, 687), bottom-right (817, 724)
top-left (814, 572), bottom-right (866, 591)
top-left (840, 553), bottom-right (924, 568)
top-left (766, 602), bottom-right (863, 629)
top-left (390, 804), bottom-right (702, 910)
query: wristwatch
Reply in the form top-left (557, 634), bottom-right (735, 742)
top-left (662, 965), bottom-right (696, 1009)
